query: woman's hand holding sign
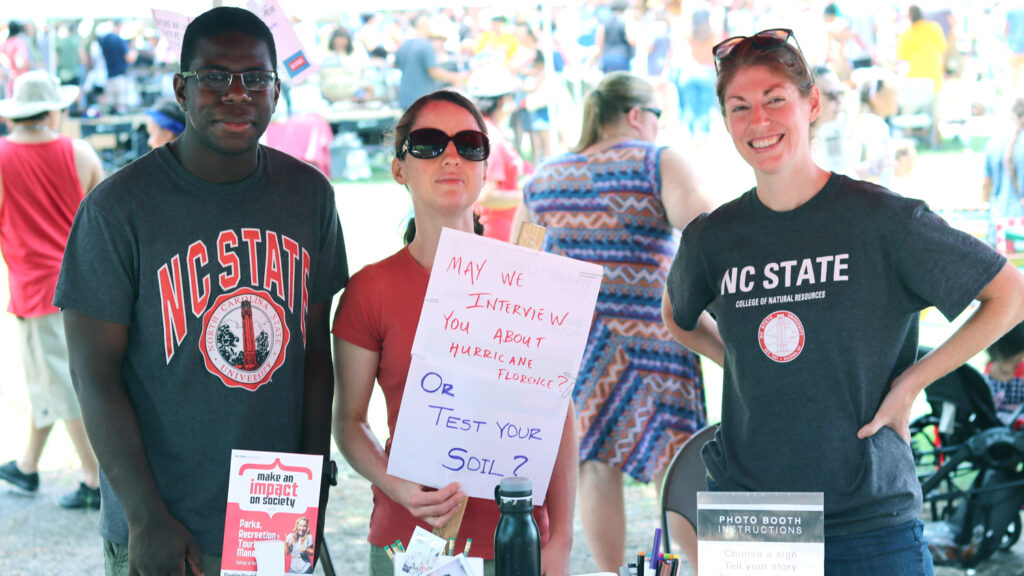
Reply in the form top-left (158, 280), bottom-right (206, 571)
top-left (387, 478), bottom-right (466, 529)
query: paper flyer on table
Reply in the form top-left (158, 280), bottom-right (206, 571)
top-left (221, 450), bottom-right (322, 576)
top-left (387, 228), bottom-right (603, 505)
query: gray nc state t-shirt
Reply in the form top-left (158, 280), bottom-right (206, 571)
top-left (54, 144), bottom-right (348, 552)
top-left (666, 174), bottom-right (1004, 537)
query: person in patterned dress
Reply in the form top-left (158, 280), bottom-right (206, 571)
top-left (514, 71), bottom-right (713, 572)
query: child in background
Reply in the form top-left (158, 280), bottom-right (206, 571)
top-left (984, 320), bottom-right (1024, 423)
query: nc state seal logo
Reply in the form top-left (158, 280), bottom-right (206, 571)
top-left (201, 288), bottom-right (289, 390)
top-left (757, 310), bottom-right (805, 363)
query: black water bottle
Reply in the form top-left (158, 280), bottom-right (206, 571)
top-left (494, 477), bottom-right (541, 576)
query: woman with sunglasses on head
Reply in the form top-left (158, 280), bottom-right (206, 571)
top-left (662, 29), bottom-right (1024, 575)
top-left (515, 70), bottom-right (713, 572)
top-left (331, 89), bottom-right (576, 576)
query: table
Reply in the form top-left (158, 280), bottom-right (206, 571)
top-left (76, 114), bottom-right (148, 171)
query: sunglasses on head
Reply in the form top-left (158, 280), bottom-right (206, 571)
top-left (712, 28), bottom-right (806, 74)
top-left (400, 128), bottom-right (490, 162)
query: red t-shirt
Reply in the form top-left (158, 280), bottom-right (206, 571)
top-left (477, 118), bottom-right (524, 243)
top-left (331, 247), bottom-right (550, 558)
top-left (0, 136), bottom-right (83, 317)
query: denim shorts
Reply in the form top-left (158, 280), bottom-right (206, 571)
top-left (825, 519), bottom-right (934, 576)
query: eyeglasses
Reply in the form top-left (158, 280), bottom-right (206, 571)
top-left (400, 128), bottom-right (490, 162)
top-left (624, 106), bottom-right (662, 119)
top-left (712, 28), bottom-right (807, 75)
top-left (181, 69), bottom-right (278, 92)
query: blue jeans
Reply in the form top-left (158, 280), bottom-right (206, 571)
top-left (825, 519), bottom-right (934, 576)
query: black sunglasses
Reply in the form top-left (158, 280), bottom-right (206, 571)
top-left (400, 128), bottom-right (490, 162)
top-left (624, 105), bottom-right (662, 119)
top-left (712, 28), bottom-right (807, 75)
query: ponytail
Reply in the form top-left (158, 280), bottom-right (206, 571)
top-left (572, 89), bottom-right (605, 153)
top-left (571, 72), bottom-right (655, 153)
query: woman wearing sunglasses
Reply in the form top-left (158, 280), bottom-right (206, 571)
top-left (331, 89), bottom-right (576, 576)
top-left (515, 71), bottom-right (713, 572)
top-left (662, 29), bottom-right (1024, 574)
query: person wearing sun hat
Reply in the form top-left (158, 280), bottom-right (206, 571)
top-left (0, 70), bottom-right (104, 509)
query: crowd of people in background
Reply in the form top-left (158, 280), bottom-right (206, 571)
top-left (3, 2), bottom-right (1024, 163)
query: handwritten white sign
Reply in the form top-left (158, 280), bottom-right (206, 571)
top-left (387, 228), bottom-right (603, 504)
top-left (698, 492), bottom-right (824, 576)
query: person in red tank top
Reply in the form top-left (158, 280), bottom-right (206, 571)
top-left (0, 70), bottom-right (103, 509)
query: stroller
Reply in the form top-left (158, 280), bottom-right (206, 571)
top-left (910, 356), bottom-right (1024, 568)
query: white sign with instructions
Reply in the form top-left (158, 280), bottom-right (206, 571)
top-left (387, 228), bottom-right (602, 505)
top-left (697, 492), bottom-right (824, 576)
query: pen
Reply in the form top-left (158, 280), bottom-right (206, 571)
top-left (463, 538), bottom-right (473, 556)
top-left (449, 537), bottom-right (456, 555)
top-left (650, 528), bottom-right (661, 569)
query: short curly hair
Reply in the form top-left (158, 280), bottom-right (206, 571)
top-left (179, 7), bottom-right (277, 73)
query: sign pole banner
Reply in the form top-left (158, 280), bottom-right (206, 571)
top-left (221, 450), bottom-right (323, 576)
top-left (151, 9), bottom-right (190, 58)
top-left (152, 0), bottom-right (313, 83)
top-left (697, 492), bottom-right (824, 576)
top-left (246, 0), bottom-right (313, 83)
top-left (387, 227), bottom-right (603, 505)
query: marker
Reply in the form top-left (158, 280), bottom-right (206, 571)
top-left (449, 537), bottom-right (456, 555)
top-left (384, 545), bottom-right (394, 559)
top-left (636, 552), bottom-right (645, 576)
top-left (464, 538), bottom-right (473, 556)
top-left (395, 540), bottom-right (405, 553)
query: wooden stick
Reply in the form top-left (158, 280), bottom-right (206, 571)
top-left (432, 222), bottom-right (547, 545)
top-left (516, 222), bottom-right (546, 250)
top-left (434, 495), bottom-right (470, 542)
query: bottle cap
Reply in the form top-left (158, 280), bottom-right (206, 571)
top-left (499, 476), bottom-right (532, 497)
